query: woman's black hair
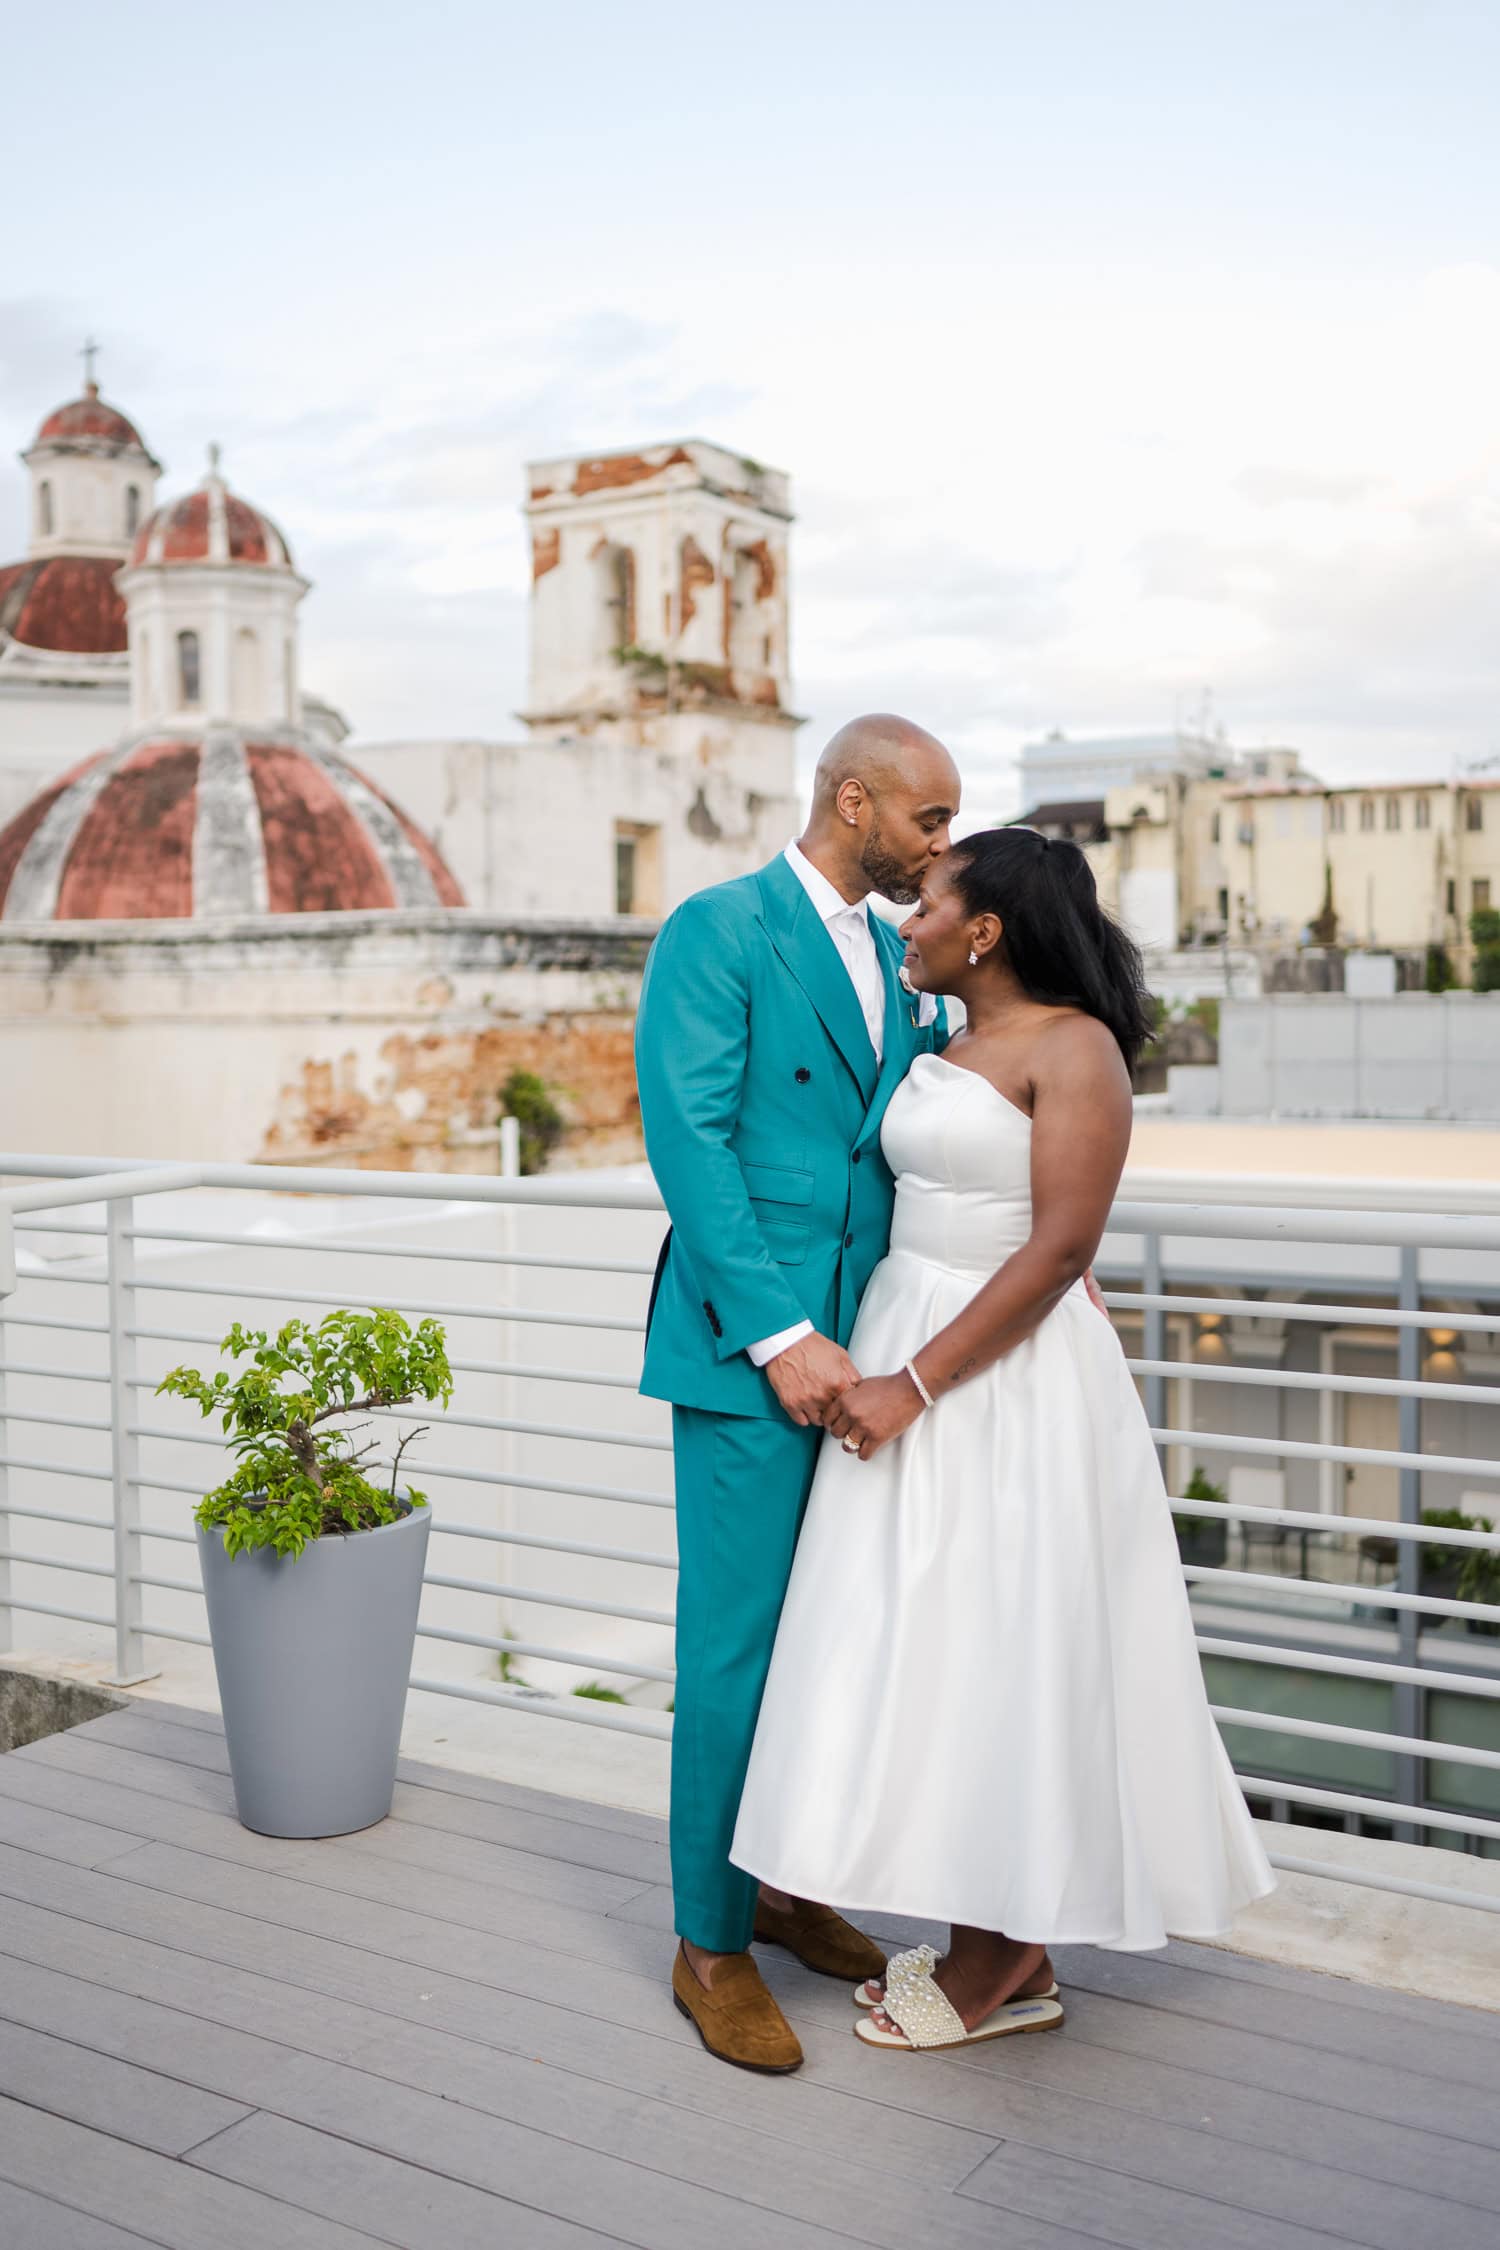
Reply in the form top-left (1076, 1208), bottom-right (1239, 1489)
top-left (946, 826), bottom-right (1156, 1071)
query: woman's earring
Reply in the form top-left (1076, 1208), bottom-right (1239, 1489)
top-left (968, 949), bottom-right (979, 966)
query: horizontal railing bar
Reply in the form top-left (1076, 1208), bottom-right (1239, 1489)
top-left (0, 1453), bottom-right (111, 1483)
top-left (0, 1314), bottom-right (109, 1336)
top-left (122, 1276), bottom-right (647, 1332)
top-left (383, 1461), bottom-right (674, 1509)
top-left (124, 1224), bottom-right (657, 1279)
top-left (137, 1621), bottom-right (212, 1648)
top-left (11, 1220), bottom-right (107, 1237)
top-left (1198, 1634), bottom-right (1500, 1697)
top-left (1266, 1850), bottom-right (1500, 1918)
top-left (0, 1503), bottom-right (112, 1531)
top-left (137, 1523), bottom-right (195, 1546)
top-left (429, 1521), bottom-right (673, 1570)
top-left (364, 1407), bottom-right (671, 1453)
top-left (1153, 1425), bottom-right (1497, 1481)
top-left (1171, 1497), bottom-right (1500, 1550)
top-left (3, 1269), bottom-right (103, 1286)
top-left (421, 1572), bottom-right (674, 1628)
top-left (138, 1475), bottom-right (212, 1499)
top-left (134, 1573), bottom-right (200, 1596)
top-left (1133, 1357), bottom-right (1500, 1409)
top-left (1111, 1199), bottom-right (1500, 1251)
top-left (413, 1621), bottom-right (675, 1682)
top-left (1, 1155), bottom-right (667, 1212)
top-left (408, 1673), bottom-right (671, 1741)
top-left (1212, 1703), bottom-right (1500, 1773)
top-left (1184, 1563), bottom-right (1500, 1624)
top-left (130, 1324), bottom-right (234, 1349)
top-left (1107, 1293), bottom-right (1500, 1335)
top-left (0, 1360), bottom-right (111, 1385)
top-left (130, 1413), bottom-right (673, 1457)
top-left (0, 1548), bottom-right (112, 1578)
top-left (444, 1359), bottom-right (637, 1391)
top-left (0, 1597), bottom-right (114, 1628)
top-left (5, 1407), bottom-right (110, 1434)
top-left (1242, 1775), bottom-right (1500, 1845)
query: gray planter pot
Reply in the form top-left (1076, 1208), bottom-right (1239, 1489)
top-left (196, 1501), bottom-right (430, 1838)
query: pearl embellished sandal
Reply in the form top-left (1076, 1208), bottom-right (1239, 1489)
top-left (853, 1946), bottom-right (1058, 2009)
top-left (852, 1943), bottom-right (1064, 2051)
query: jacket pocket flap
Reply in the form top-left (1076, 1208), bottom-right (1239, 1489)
top-left (741, 1160), bottom-right (814, 1207)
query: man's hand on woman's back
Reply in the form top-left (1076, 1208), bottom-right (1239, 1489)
top-left (766, 1333), bottom-right (860, 1427)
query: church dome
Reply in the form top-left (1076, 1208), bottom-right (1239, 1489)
top-left (0, 555), bottom-right (127, 654)
top-left (33, 384), bottom-right (155, 460)
top-left (130, 469), bottom-right (293, 571)
top-left (0, 732), bottom-right (464, 922)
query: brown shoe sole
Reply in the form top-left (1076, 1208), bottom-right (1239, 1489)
top-left (673, 1990), bottom-right (804, 2074)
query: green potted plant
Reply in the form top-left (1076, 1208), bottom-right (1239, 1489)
top-left (159, 1309), bottom-right (451, 1838)
top-left (1174, 1466), bottom-right (1229, 1570)
top-left (1457, 1530), bottom-right (1500, 1637)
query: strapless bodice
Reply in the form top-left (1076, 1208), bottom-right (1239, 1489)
top-left (880, 1051), bottom-right (1034, 1280)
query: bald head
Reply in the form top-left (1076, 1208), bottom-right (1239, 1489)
top-left (813, 713), bottom-right (958, 813)
top-left (802, 712), bottom-right (961, 906)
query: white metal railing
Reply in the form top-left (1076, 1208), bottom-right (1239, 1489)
top-left (2, 1152), bottom-right (1499, 1921)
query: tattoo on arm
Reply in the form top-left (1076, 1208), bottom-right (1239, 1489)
top-left (948, 1357), bottom-right (977, 1387)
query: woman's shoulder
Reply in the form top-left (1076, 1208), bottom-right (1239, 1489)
top-left (1031, 1009), bottom-right (1132, 1093)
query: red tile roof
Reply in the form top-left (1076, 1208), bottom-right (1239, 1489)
top-left (0, 555), bottom-right (127, 655)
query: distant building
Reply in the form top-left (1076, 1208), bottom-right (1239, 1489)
top-left (1019, 728), bottom-right (1226, 811)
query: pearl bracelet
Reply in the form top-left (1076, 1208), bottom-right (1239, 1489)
top-left (904, 1358), bottom-right (936, 1410)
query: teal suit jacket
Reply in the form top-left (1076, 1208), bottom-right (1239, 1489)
top-left (636, 852), bottom-right (948, 1420)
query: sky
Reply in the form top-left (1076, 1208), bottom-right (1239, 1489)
top-left (3, 0), bottom-right (1500, 813)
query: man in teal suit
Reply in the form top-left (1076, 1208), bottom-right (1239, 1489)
top-left (636, 713), bottom-right (961, 2071)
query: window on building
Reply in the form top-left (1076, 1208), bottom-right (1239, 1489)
top-left (1274, 803), bottom-right (1293, 838)
top-left (176, 629), bottom-right (201, 707)
top-left (613, 821), bottom-right (661, 916)
top-left (1467, 797), bottom-right (1485, 833)
top-left (124, 484), bottom-right (141, 538)
top-left (1447, 879), bottom-right (1457, 917)
top-left (1414, 795), bottom-right (1430, 831)
top-left (1209, 812), bottom-right (1220, 844)
top-left (1359, 799), bottom-right (1376, 832)
top-left (1216, 887), bottom-right (1229, 922)
top-left (38, 480), bottom-right (53, 537)
top-left (601, 544), bottom-right (635, 656)
top-left (1329, 798), bottom-right (1345, 832)
top-left (1384, 797), bottom-right (1401, 832)
top-left (1476, 879), bottom-right (1494, 914)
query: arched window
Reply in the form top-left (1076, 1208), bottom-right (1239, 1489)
top-left (38, 481), bottom-right (53, 538)
top-left (124, 484), bottom-right (141, 538)
top-left (177, 629), bottom-right (201, 707)
top-left (600, 543), bottom-right (635, 655)
top-left (232, 627), bottom-right (261, 715)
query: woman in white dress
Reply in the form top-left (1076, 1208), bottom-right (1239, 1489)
top-left (732, 827), bottom-right (1274, 2054)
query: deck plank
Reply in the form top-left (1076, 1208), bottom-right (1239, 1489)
top-left (1, 1710), bottom-right (1497, 2250)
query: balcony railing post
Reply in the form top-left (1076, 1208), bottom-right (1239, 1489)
top-left (0, 1319), bottom-right (11, 1656)
top-left (105, 1196), bottom-right (157, 1687)
top-left (1143, 1229), bottom-right (1167, 1476)
top-left (1393, 1245), bottom-right (1423, 1840)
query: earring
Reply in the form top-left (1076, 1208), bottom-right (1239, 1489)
top-left (968, 950), bottom-right (979, 966)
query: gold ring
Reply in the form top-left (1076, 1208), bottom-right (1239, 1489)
top-left (841, 1438), bottom-right (860, 1455)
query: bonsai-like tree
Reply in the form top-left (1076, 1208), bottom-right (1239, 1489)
top-left (158, 1309), bottom-right (452, 1559)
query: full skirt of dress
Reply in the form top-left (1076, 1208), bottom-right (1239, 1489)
top-left (731, 1253), bottom-right (1275, 1949)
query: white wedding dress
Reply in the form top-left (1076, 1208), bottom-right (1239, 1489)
top-left (732, 1052), bottom-right (1274, 1948)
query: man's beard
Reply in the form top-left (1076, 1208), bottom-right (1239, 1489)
top-left (859, 821), bottom-right (922, 905)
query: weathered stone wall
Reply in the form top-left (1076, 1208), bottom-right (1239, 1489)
top-left (0, 910), bottom-right (653, 1171)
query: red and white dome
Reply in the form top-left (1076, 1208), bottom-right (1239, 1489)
top-left (31, 383), bottom-right (157, 462)
top-left (0, 555), bottom-right (127, 655)
top-left (0, 733), bottom-right (464, 922)
top-left (130, 472), bottom-right (294, 571)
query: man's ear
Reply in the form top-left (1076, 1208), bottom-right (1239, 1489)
top-left (835, 777), bottom-right (867, 827)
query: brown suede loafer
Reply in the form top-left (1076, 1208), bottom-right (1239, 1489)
top-left (672, 1944), bottom-right (804, 2073)
top-left (753, 1896), bottom-right (887, 1983)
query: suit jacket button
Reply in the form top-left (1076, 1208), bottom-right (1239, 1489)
top-left (844, 1232), bottom-right (855, 1248)
top-left (795, 1067), bottom-right (811, 1083)
top-left (851, 1149), bottom-right (862, 1165)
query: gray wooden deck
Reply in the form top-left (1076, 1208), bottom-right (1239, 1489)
top-left (0, 1706), bottom-right (1497, 2250)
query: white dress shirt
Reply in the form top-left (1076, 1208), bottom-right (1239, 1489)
top-left (746, 843), bottom-right (887, 1369)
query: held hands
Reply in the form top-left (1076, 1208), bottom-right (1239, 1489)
top-left (826, 1369), bottom-right (927, 1462)
top-left (765, 1331), bottom-right (861, 1427)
